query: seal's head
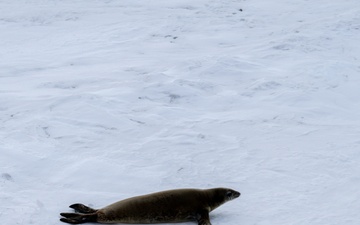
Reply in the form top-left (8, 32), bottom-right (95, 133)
top-left (224, 188), bottom-right (241, 201)
top-left (207, 188), bottom-right (240, 211)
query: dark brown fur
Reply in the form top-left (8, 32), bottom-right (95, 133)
top-left (60, 188), bottom-right (240, 225)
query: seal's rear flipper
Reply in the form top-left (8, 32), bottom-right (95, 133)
top-left (60, 212), bottom-right (97, 224)
top-left (69, 203), bottom-right (97, 213)
top-left (60, 217), bottom-right (82, 224)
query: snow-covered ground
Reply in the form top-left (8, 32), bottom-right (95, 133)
top-left (1, 0), bottom-right (360, 224)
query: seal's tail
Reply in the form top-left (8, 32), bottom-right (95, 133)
top-left (60, 212), bottom-right (97, 224)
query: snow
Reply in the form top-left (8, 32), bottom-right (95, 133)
top-left (1, 0), bottom-right (360, 224)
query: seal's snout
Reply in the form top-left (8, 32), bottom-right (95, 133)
top-left (226, 189), bottom-right (240, 200)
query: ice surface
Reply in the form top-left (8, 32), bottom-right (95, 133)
top-left (1, 0), bottom-right (360, 224)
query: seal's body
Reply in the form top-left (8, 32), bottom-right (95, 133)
top-left (60, 188), bottom-right (240, 225)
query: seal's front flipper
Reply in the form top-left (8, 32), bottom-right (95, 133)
top-left (197, 210), bottom-right (212, 225)
top-left (60, 212), bottom-right (97, 224)
top-left (69, 203), bottom-right (97, 213)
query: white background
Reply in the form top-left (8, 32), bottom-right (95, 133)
top-left (1, 0), bottom-right (360, 224)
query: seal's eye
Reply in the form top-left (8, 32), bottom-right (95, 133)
top-left (226, 191), bottom-right (233, 199)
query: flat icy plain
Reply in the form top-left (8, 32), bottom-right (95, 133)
top-left (1, 1), bottom-right (360, 224)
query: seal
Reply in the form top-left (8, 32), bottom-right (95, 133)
top-left (60, 187), bottom-right (240, 225)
